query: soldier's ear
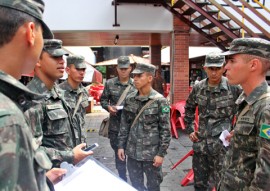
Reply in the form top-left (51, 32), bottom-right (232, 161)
top-left (65, 67), bottom-right (70, 74)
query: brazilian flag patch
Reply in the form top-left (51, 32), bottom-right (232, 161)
top-left (162, 106), bottom-right (170, 113)
top-left (259, 124), bottom-right (270, 140)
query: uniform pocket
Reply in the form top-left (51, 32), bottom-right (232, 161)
top-left (45, 104), bottom-right (69, 135)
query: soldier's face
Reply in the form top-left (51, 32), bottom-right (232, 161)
top-left (225, 54), bottom-right (250, 85)
top-left (66, 64), bottom-right (86, 83)
top-left (204, 66), bottom-right (225, 85)
top-left (133, 72), bottom-right (152, 90)
top-left (117, 66), bottom-right (132, 79)
top-left (38, 52), bottom-right (65, 81)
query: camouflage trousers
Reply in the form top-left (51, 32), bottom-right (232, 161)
top-left (127, 157), bottom-right (163, 191)
top-left (109, 132), bottom-right (127, 181)
top-left (193, 144), bottom-right (225, 191)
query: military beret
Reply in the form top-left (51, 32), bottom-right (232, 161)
top-left (221, 38), bottom-right (270, 59)
top-left (67, 55), bottom-right (86, 69)
top-left (0, 0), bottom-right (53, 39)
top-left (204, 52), bottom-right (225, 67)
top-left (117, 56), bottom-right (131, 68)
top-left (132, 63), bottom-right (156, 76)
top-left (43, 39), bottom-right (69, 57)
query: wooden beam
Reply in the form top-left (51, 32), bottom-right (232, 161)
top-left (223, 0), bottom-right (270, 39)
top-left (208, 0), bottom-right (259, 38)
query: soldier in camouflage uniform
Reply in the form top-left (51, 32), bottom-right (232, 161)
top-left (25, 39), bottom-right (93, 168)
top-left (0, 0), bottom-right (66, 190)
top-left (118, 63), bottom-right (171, 191)
top-left (100, 56), bottom-right (136, 181)
top-left (218, 38), bottom-right (270, 191)
top-left (184, 52), bottom-right (242, 191)
top-left (59, 55), bottom-right (89, 144)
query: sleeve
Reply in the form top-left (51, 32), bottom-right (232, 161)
top-left (118, 101), bottom-right (130, 150)
top-left (157, 98), bottom-right (171, 157)
top-left (184, 86), bottom-right (197, 134)
top-left (249, 106), bottom-right (270, 190)
top-left (100, 81), bottom-right (110, 111)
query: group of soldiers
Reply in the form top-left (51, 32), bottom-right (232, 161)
top-left (1, 0), bottom-right (270, 191)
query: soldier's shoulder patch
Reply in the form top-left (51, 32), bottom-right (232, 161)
top-left (259, 124), bottom-right (270, 140)
top-left (161, 106), bottom-right (170, 113)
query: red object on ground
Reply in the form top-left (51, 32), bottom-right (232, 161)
top-left (181, 169), bottom-right (194, 186)
top-left (89, 85), bottom-right (104, 103)
top-left (170, 100), bottom-right (186, 139)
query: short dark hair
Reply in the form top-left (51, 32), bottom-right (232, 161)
top-left (0, 6), bottom-right (40, 48)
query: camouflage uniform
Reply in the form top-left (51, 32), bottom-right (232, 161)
top-left (185, 53), bottom-right (242, 191)
top-left (118, 63), bottom-right (171, 191)
top-left (59, 55), bottom-right (89, 144)
top-left (0, 0), bottom-right (53, 190)
top-left (218, 38), bottom-right (270, 191)
top-left (25, 76), bottom-right (76, 167)
top-left (0, 72), bottom-right (52, 191)
top-left (100, 56), bottom-right (136, 181)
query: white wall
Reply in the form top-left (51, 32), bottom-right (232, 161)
top-left (43, 0), bottom-right (173, 32)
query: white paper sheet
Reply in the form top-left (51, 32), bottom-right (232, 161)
top-left (219, 130), bottom-right (231, 147)
top-left (55, 157), bottom-right (136, 191)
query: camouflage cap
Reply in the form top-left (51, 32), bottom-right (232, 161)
top-left (43, 39), bottom-right (69, 57)
top-left (221, 38), bottom-right (270, 59)
top-left (0, 0), bottom-right (53, 39)
top-left (117, 56), bottom-right (131, 68)
top-left (204, 52), bottom-right (225, 67)
top-left (132, 63), bottom-right (156, 76)
top-left (67, 55), bottom-right (86, 69)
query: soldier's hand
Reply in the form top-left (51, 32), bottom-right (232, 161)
top-left (73, 143), bottom-right (93, 164)
top-left (118, 149), bottom-right (125, 161)
top-left (153, 156), bottom-right (164, 167)
top-left (46, 168), bottom-right (67, 185)
top-left (189, 132), bottom-right (199, 142)
top-left (225, 130), bottom-right (234, 142)
top-left (108, 106), bottom-right (117, 115)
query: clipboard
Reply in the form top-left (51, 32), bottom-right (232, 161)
top-left (54, 156), bottom-right (137, 191)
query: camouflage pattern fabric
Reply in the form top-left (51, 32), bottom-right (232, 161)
top-left (221, 38), bottom-right (270, 59)
top-left (118, 88), bottom-right (171, 159)
top-left (132, 62), bottom-right (156, 76)
top-left (219, 81), bottom-right (270, 191)
top-left (184, 76), bottom-right (242, 190)
top-left (59, 81), bottom-right (89, 144)
top-left (66, 55), bottom-right (86, 69)
top-left (109, 133), bottom-right (127, 181)
top-left (25, 76), bottom-right (76, 167)
top-left (0, 71), bottom-right (51, 191)
top-left (100, 77), bottom-right (135, 180)
top-left (0, 0), bottom-right (53, 39)
top-left (118, 89), bottom-right (171, 190)
top-left (100, 77), bottom-right (136, 133)
top-left (127, 157), bottom-right (162, 191)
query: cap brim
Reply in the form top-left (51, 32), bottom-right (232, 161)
top-left (76, 63), bottom-right (87, 69)
top-left (46, 49), bottom-right (69, 57)
top-left (204, 64), bottom-right (223, 67)
top-left (40, 20), bottom-right (54, 39)
top-left (220, 50), bottom-right (240, 56)
top-left (132, 69), bottom-right (143, 74)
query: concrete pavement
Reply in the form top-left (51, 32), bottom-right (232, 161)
top-left (85, 110), bottom-right (194, 191)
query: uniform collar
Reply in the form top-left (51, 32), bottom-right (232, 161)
top-left (236, 81), bottom-right (269, 106)
top-left (115, 77), bottom-right (134, 86)
top-left (201, 76), bottom-right (229, 92)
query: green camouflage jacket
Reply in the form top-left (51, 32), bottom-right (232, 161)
top-left (118, 89), bottom-right (171, 161)
top-left (25, 76), bottom-right (76, 167)
top-left (184, 76), bottom-right (242, 154)
top-left (100, 77), bottom-right (136, 133)
top-left (220, 81), bottom-right (270, 191)
top-left (0, 71), bottom-right (51, 191)
top-left (59, 81), bottom-right (89, 143)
